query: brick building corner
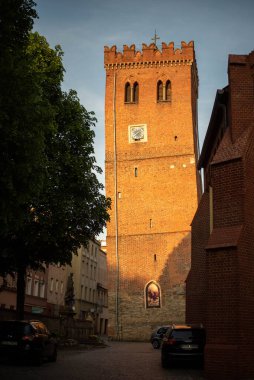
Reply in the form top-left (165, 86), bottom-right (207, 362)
top-left (186, 50), bottom-right (254, 379)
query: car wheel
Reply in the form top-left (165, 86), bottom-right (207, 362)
top-left (152, 340), bottom-right (160, 349)
top-left (161, 352), bottom-right (169, 368)
top-left (48, 346), bottom-right (57, 362)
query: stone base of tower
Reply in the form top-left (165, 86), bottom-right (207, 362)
top-left (108, 288), bottom-right (186, 341)
top-left (106, 232), bottom-right (191, 341)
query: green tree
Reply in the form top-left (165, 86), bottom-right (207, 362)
top-left (0, 1), bottom-right (56, 236)
top-left (0, 2), bottom-right (110, 318)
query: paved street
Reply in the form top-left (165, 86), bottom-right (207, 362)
top-left (0, 341), bottom-right (205, 380)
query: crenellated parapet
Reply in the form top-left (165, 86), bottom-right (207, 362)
top-left (104, 41), bottom-right (195, 69)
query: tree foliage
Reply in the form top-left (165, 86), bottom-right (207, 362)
top-left (0, 0), bottom-right (111, 305)
top-left (0, 1), bottom-right (54, 233)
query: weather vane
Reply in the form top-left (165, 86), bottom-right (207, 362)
top-left (151, 30), bottom-right (160, 47)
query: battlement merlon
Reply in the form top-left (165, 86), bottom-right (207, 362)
top-left (104, 41), bottom-right (195, 66)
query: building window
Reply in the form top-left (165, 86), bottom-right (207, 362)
top-left (133, 82), bottom-right (139, 103)
top-left (125, 82), bottom-right (131, 102)
top-left (39, 281), bottom-right (45, 298)
top-left (134, 167), bottom-right (138, 177)
top-left (165, 80), bottom-right (171, 101)
top-left (125, 82), bottom-right (139, 103)
top-left (157, 80), bottom-right (171, 102)
top-left (33, 279), bottom-right (39, 297)
top-left (26, 277), bottom-right (32, 295)
top-left (157, 80), bottom-right (163, 101)
top-left (60, 281), bottom-right (64, 294)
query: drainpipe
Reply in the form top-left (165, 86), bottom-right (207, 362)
top-left (113, 71), bottom-right (120, 340)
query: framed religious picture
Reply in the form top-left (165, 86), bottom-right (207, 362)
top-left (146, 281), bottom-right (161, 308)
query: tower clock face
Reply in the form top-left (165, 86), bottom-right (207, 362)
top-left (129, 124), bottom-right (147, 143)
top-left (131, 126), bottom-right (145, 141)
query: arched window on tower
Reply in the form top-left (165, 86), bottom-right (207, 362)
top-left (133, 82), bottom-right (139, 103)
top-left (165, 80), bottom-right (171, 101)
top-left (157, 80), bottom-right (163, 102)
top-left (125, 82), bottom-right (131, 103)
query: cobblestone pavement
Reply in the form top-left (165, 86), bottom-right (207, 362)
top-left (0, 341), bottom-right (206, 380)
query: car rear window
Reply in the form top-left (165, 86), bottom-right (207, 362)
top-left (0, 322), bottom-right (33, 337)
top-left (171, 329), bottom-right (205, 341)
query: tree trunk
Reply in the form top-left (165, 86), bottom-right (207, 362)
top-left (16, 264), bottom-right (26, 320)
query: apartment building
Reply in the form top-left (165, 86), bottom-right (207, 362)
top-left (69, 240), bottom-right (108, 335)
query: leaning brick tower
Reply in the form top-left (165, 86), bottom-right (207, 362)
top-left (104, 40), bottom-right (201, 340)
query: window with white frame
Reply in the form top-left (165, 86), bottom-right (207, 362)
top-left (26, 277), bottom-right (32, 295)
top-left (39, 281), bottom-right (45, 298)
top-left (33, 279), bottom-right (39, 296)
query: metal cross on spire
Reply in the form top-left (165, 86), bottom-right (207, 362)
top-left (151, 30), bottom-right (160, 47)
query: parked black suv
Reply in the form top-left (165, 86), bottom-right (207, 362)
top-left (0, 320), bottom-right (57, 365)
top-left (161, 324), bottom-right (205, 368)
top-left (150, 326), bottom-right (170, 349)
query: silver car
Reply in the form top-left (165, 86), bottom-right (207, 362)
top-left (150, 326), bottom-right (170, 349)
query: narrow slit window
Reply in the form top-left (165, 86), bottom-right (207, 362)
top-left (133, 82), bottom-right (139, 103)
top-left (125, 82), bottom-right (131, 103)
top-left (165, 80), bottom-right (171, 101)
top-left (118, 192), bottom-right (122, 199)
top-left (134, 167), bottom-right (138, 177)
top-left (157, 80), bottom-right (163, 101)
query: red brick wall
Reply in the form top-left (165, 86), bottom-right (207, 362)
top-left (237, 129), bottom-right (254, 379)
top-left (212, 160), bottom-right (244, 228)
top-left (202, 159), bottom-right (244, 379)
top-left (187, 51), bottom-right (254, 379)
top-left (186, 192), bottom-right (209, 325)
top-left (228, 53), bottom-right (254, 142)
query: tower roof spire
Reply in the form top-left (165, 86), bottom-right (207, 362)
top-left (151, 30), bottom-right (160, 47)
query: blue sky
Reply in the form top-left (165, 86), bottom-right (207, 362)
top-left (34, 0), bottom-right (254, 186)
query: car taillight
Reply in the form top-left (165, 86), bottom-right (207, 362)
top-left (164, 338), bottom-right (177, 345)
top-left (22, 335), bottom-right (34, 341)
